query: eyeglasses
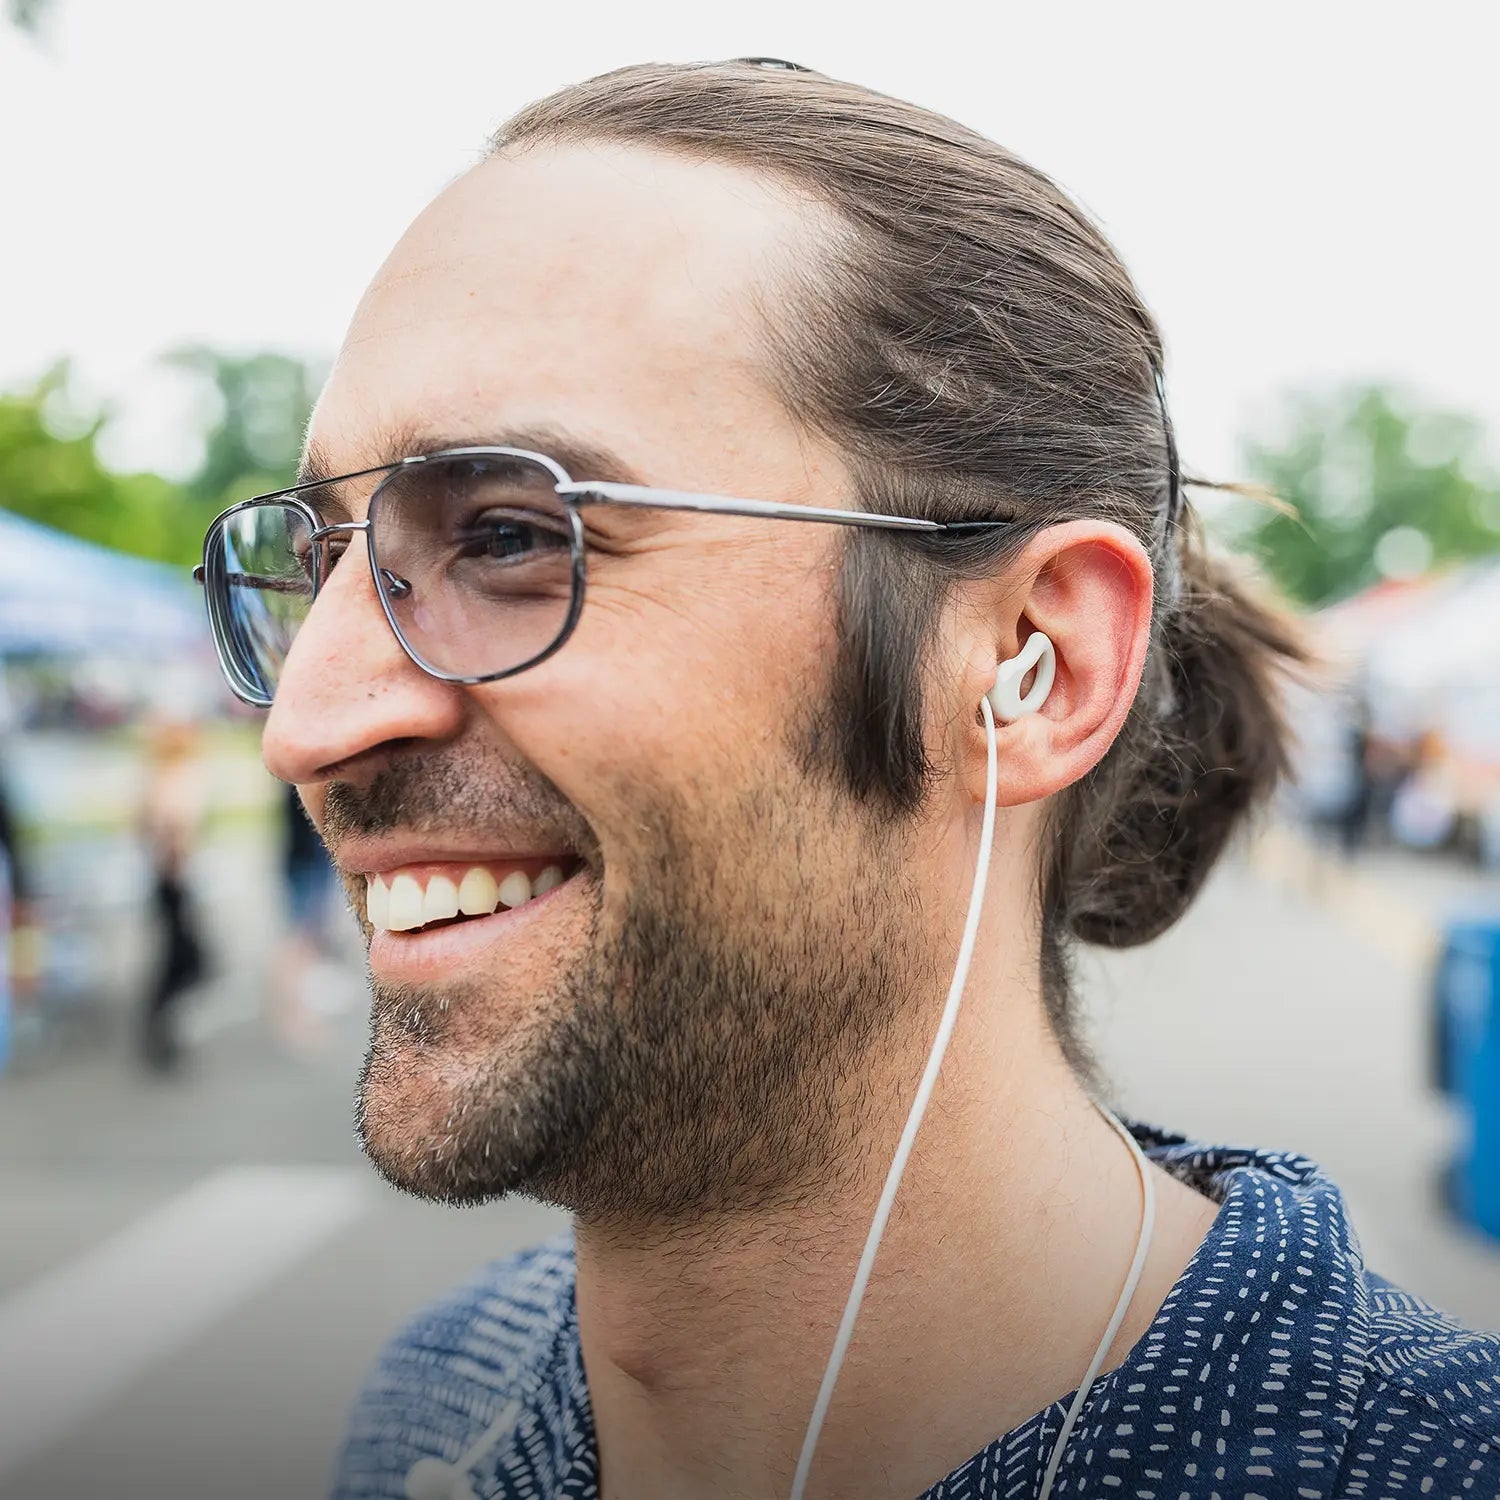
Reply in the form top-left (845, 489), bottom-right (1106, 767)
top-left (194, 445), bottom-right (1011, 709)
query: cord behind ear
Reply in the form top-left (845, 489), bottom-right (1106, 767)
top-left (986, 632), bottom-right (1055, 722)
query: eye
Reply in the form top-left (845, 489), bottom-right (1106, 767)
top-left (457, 507), bottom-right (572, 563)
top-left (290, 531), bottom-right (352, 585)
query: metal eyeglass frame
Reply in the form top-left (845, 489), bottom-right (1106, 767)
top-left (194, 444), bottom-right (1012, 708)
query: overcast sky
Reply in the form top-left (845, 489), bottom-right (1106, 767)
top-left (2, 0), bottom-right (1496, 482)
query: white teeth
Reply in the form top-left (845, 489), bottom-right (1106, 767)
top-left (368, 863), bottom-right (568, 932)
top-left (386, 872), bottom-right (425, 932)
top-left (457, 866), bottom-right (500, 917)
top-left (366, 874), bottom-right (389, 930)
top-left (422, 874), bottom-right (460, 925)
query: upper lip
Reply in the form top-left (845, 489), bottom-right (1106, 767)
top-left (332, 834), bottom-right (578, 878)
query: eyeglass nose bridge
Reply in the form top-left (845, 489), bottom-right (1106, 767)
top-left (307, 518), bottom-right (412, 600)
top-left (307, 519), bottom-right (369, 545)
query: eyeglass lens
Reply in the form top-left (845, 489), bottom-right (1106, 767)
top-left (205, 452), bottom-right (580, 705)
top-left (207, 503), bottom-right (316, 705)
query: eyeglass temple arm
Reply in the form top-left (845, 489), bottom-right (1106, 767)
top-left (191, 565), bottom-right (306, 595)
top-left (560, 481), bottom-right (966, 533)
top-left (188, 478), bottom-right (1014, 588)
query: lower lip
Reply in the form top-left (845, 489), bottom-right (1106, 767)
top-left (366, 872), bottom-right (587, 986)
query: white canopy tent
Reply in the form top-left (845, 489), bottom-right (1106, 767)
top-left (1363, 561), bottom-right (1500, 746)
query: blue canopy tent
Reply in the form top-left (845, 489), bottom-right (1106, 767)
top-left (0, 509), bottom-right (205, 657)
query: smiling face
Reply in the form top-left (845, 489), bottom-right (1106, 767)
top-left (261, 143), bottom-right (949, 1220)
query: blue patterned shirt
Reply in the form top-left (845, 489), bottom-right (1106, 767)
top-left (332, 1124), bottom-right (1500, 1498)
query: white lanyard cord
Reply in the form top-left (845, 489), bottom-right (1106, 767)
top-left (789, 696), bottom-right (1157, 1500)
top-left (787, 697), bottom-right (1002, 1500)
top-left (416, 694), bottom-right (1157, 1500)
top-left (1036, 1109), bottom-right (1156, 1500)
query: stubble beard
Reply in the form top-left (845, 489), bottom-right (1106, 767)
top-left (354, 764), bottom-right (931, 1228)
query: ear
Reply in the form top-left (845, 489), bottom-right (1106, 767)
top-left (951, 520), bottom-right (1154, 808)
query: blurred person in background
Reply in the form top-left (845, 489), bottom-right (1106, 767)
top-left (0, 758), bottom-right (28, 927)
top-left (0, 758), bottom-right (19, 1069)
top-left (138, 718), bottom-right (207, 1071)
top-left (197, 58), bottom-right (1499, 1500)
top-left (269, 777), bottom-right (348, 1052)
top-left (1390, 728), bottom-right (1460, 853)
top-left (0, 675), bottom-right (37, 1065)
top-left (1334, 697), bottom-right (1374, 858)
top-left (1364, 725), bottom-right (1416, 849)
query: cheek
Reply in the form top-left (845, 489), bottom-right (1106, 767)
top-left (488, 547), bottom-right (834, 777)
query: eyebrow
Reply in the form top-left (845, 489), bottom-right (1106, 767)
top-left (296, 423), bottom-right (647, 493)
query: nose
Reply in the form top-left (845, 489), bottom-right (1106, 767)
top-left (261, 543), bottom-right (466, 786)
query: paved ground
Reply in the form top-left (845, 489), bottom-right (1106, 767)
top-left (0, 809), bottom-right (1496, 1500)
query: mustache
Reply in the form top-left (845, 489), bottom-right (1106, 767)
top-left (319, 750), bottom-right (600, 863)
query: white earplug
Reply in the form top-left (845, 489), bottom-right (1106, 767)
top-left (985, 632), bottom-right (1055, 722)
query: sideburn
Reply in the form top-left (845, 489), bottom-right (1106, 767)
top-left (802, 526), bottom-right (935, 818)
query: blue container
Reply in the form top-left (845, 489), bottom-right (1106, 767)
top-left (1432, 915), bottom-right (1500, 1239)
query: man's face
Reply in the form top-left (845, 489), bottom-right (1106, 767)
top-left (262, 144), bottom-right (945, 1222)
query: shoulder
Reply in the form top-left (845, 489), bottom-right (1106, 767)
top-left (1129, 1123), bottom-right (1500, 1493)
top-left (366, 1233), bottom-right (577, 1384)
top-left (1336, 1272), bottom-right (1500, 1494)
top-left (330, 1234), bottom-right (577, 1499)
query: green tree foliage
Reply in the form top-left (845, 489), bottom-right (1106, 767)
top-left (0, 365), bottom-right (187, 561)
top-left (0, 351), bottom-right (319, 566)
top-left (1235, 385), bottom-right (1500, 607)
top-left (166, 346), bottom-right (318, 512)
top-left (6, 0), bottom-right (52, 33)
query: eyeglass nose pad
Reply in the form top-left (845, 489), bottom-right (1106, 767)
top-left (380, 568), bottom-right (413, 600)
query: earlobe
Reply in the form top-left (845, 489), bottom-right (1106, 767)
top-left (986, 632), bottom-right (1056, 722)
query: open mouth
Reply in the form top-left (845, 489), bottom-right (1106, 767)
top-left (364, 856), bottom-right (586, 935)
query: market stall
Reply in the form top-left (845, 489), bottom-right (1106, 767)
top-left (0, 510), bottom-right (213, 1068)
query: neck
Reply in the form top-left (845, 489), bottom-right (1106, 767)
top-left (573, 956), bottom-right (1219, 1500)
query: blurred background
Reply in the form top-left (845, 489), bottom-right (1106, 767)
top-left (1, 2), bottom-right (1498, 1496)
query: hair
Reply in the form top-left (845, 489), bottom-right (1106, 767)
top-left (490, 60), bottom-right (1308, 1080)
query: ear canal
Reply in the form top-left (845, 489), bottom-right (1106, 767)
top-left (985, 632), bottom-right (1056, 722)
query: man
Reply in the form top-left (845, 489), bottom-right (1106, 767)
top-left (199, 59), bottom-right (1498, 1500)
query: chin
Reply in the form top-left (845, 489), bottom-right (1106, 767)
top-left (353, 977), bottom-right (587, 1206)
top-left (354, 997), bottom-right (494, 1202)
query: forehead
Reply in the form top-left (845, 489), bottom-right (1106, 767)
top-left (312, 142), bottom-right (821, 485)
